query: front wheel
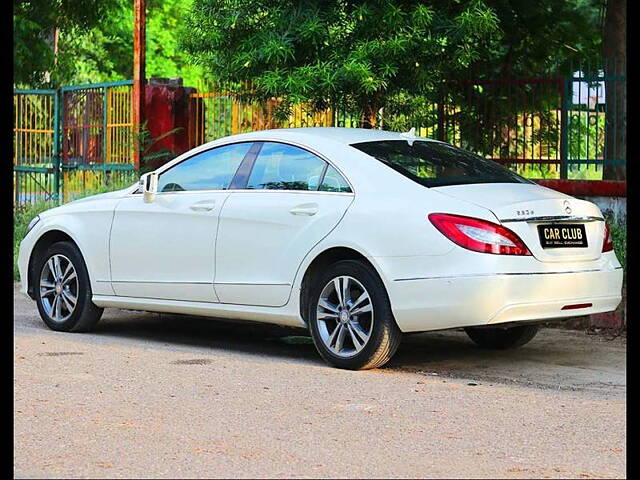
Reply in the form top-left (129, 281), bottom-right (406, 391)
top-left (308, 260), bottom-right (402, 370)
top-left (465, 325), bottom-right (539, 349)
top-left (35, 241), bottom-right (103, 332)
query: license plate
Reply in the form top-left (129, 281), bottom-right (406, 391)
top-left (537, 224), bottom-right (588, 248)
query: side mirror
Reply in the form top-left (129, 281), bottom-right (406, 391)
top-left (141, 172), bottom-right (158, 203)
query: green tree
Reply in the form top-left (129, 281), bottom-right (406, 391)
top-left (435, 0), bottom-right (603, 161)
top-left (471, 0), bottom-right (602, 77)
top-left (69, 0), bottom-right (203, 86)
top-left (182, 0), bottom-right (501, 127)
top-left (14, 0), bottom-right (203, 88)
top-left (13, 0), bottom-right (122, 87)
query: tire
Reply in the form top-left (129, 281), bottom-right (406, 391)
top-left (464, 325), bottom-right (539, 349)
top-left (34, 241), bottom-right (103, 332)
top-left (307, 259), bottom-right (402, 370)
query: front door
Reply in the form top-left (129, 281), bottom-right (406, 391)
top-left (109, 142), bottom-right (254, 302)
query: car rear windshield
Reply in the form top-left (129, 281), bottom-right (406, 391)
top-left (351, 140), bottom-right (532, 187)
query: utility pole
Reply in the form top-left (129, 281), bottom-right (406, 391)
top-left (132, 0), bottom-right (146, 170)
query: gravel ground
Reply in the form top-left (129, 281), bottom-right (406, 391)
top-left (14, 284), bottom-right (626, 479)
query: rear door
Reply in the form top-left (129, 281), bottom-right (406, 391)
top-left (214, 142), bottom-right (354, 306)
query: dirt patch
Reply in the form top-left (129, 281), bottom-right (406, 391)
top-left (171, 358), bottom-right (213, 365)
top-left (37, 352), bottom-right (84, 357)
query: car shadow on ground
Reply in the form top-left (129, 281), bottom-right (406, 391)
top-left (90, 310), bottom-right (491, 367)
top-left (18, 300), bottom-right (624, 393)
top-left (91, 309), bottom-right (321, 363)
top-left (86, 310), bottom-right (607, 381)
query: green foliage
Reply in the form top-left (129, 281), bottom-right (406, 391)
top-left (183, 0), bottom-right (602, 127)
top-left (467, 0), bottom-right (602, 77)
top-left (610, 222), bottom-right (626, 272)
top-left (568, 111), bottom-right (606, 160)
top-left (146, 0), bottom-right (204, 86)
top-left (599, 208), bottom-right (627, 274)
top-left (14, 0), bottom-right (203, 88)
top-left (69, 0), bottom-right (203, 86)
top-left (183, 0), bottom-right (501, 124)
top-left (63, 171), bottom-right (138, 203)
top-left (567, 165), bottom-right (603, 180)
top-left (13, 0), bottom-right (123, 87)
top-left (602, 212), bottom-right (627, 273)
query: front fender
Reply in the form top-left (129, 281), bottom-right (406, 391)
top-left (20, 198), bottom-right (119, 297)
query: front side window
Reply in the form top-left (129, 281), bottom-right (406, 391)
top-left (158, 142), bottom-right (252, 192)
top-left (246, 143), bottom-right (327, 191)
top-left (351, 140), bottom-right (532, 188)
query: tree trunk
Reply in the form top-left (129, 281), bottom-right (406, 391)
top-left (602, 0), bottom-right (626, 180)
top-left (360, 102), bottom-right (378, 129)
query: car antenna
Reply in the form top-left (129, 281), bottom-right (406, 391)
top-left (400, 127), bottom-right (416, 146)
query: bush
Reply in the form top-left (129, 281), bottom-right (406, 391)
top-left (610, 222), bottom-right (626, 272)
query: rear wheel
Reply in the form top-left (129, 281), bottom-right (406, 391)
top-left (35, 241), bottom-right (103, 332)
top-left (308, 260), bottom-right (402, 370)
top-left (465, 325), bottom-right (539, 349)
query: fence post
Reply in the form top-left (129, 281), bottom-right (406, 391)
top-left (103, 86), bottom-right (108, 187)
top-left (53, 89), bottom-right (61, 203)
top-left (559, 77), bottom-right (570, 179)
top-left (15, 95), bottom-right (21, 206)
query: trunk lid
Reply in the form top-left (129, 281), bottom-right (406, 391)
top-left (432, 183), bottom-right (605, 262)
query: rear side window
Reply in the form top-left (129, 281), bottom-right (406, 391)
top-left (351, 140), bottom-right (532, 188)
top-left (158, 142), bottom-right (252, 192)
top-left (319, 166), bottom-right (351, 192)
top-left (247, 143), bottom-right (327, 191)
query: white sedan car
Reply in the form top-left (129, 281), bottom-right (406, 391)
top-left (18, 128), bottom-right (623, 370)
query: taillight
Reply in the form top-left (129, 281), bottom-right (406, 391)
top-left (428, 213), bottom-right (531, 256)
top-left (602, 222), bottom-right (614, 252)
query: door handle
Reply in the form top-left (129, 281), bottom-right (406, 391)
top-left (289, 203), bottom-right (318, 216)
top-left (189, 201), bottom-right (216, 212)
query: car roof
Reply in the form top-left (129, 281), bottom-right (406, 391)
top-left (212, 127), bottom-right (439, 146)
top-left (155, 127), bottom-right (442, 193)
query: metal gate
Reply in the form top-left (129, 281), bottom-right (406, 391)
top-left (60, 81), bottom-right (136, 202)
top-left (13, 89), bottom-right (60, 207)
top-left (13, 81), bottom-right (137, 209)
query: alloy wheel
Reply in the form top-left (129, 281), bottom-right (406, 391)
top-left (39, 254), bottom-right (79, 323)
top-left (316, 275), bottom-right (374, 358)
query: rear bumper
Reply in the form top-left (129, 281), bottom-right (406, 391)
top-left (387, 267), bottom-right (623, 333)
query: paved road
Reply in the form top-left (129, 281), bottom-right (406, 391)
top-left (14, 284), bottom-right (626, 479)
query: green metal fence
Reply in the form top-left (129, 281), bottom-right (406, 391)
top-left (14, 62), bottom-right (625, 209)
top-left (190, 60), bottom-right (626, 181)
top-left (60, 80), bottom-right (137, 203)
